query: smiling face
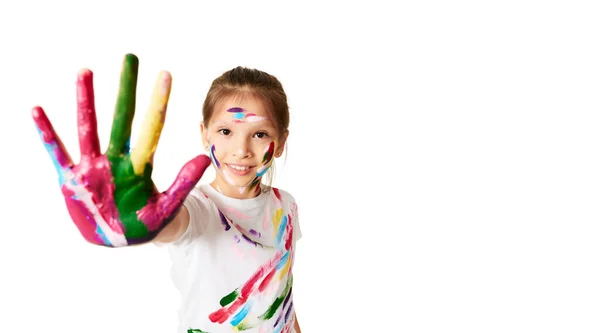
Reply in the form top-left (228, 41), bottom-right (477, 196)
top-left (201, 94), bottom-right (287, 199)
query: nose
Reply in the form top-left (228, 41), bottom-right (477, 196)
top-left (232, 137), bottom-right (251, 158)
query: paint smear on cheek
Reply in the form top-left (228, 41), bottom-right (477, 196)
top-left (210, 144), bottom-right (221, 168)
top-left (262, 142), bottom-right (275, 164)
top-left (255, 142), bottom-right (275, 177)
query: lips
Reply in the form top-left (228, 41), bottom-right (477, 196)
top-left (226, 163), bottom-right (254, 176)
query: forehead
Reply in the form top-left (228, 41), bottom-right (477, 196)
top-left (212, 95), bottom-right (272, 123)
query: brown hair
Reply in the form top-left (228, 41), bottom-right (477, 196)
top-left (202, 66), bottom-right (290, 190)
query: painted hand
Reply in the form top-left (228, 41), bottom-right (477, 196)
top-left (32, 54), bottom-right (211, 247)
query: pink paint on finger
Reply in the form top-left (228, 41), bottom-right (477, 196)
top-left (138, 155), bottom-right (212, 231)
top-left (76, 69), bottom-right (101, 160)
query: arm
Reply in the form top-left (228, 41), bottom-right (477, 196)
top-left (294, 313), bottom-right (301, 333)
top-left (153, 205), bottom-right (190, 244)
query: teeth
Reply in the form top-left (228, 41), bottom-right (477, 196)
top-left (229, 164), bottom-right (249, 171)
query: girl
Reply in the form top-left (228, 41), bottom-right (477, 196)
top-left (31, 53), bottom-right (302, 333)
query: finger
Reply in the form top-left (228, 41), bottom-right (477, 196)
top-left (130, 71), bottom-right (172, 175)
top-left (137, 155), bottom-right (212, 232)
top-left (165, 154), bottom-right (212, 203)
top-left (31, 106), bottom-right (74, 179)
top-left (77, 69), bottom-right (101, 161)
top-left (107, 53), bottom-right (139, 157)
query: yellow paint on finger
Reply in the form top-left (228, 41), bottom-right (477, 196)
top-left (131, 71), bottom-right (172, 175)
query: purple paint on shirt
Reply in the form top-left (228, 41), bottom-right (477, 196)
top-left (218, 210), bottom-right (231, 231)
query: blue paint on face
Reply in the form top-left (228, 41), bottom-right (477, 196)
top-left (255, 166), bottom-right (269, 178)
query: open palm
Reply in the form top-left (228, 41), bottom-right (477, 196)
top-left (32, 54), bottom-right (210, 247)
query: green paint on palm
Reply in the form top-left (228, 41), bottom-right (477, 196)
top-left (108, 53), bottom-right (138, 156)
top-left (187, 329), bottom-right (209, 333)
top-left (259, 275), bottom-right (293, 320)
top-left (109, 155), bottom-right (154, 239)
top-left (220, 289), bottom-right (238, 306)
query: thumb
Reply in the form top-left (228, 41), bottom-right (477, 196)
top-left (164, 154), bottom-right (212, 199)
top-left (138, 155), bottom-right (212, 233)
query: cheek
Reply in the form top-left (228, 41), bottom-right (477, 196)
top-left (209, 144), bottom-right (222, 169)
top-left (208, 135), bottom-right (230, 167)
top-left (255, 142), bottom-right (276, 177)
top-left (261, 141), bottom-right (276, 164)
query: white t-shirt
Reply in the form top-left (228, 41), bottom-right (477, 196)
top-left (160, 184), bottom-right (301, 333)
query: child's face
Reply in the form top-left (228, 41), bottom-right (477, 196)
top-left (201, 95), bottom-right (286, 197)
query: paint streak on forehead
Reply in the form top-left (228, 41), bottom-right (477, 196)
top-left (227, 107), bottom-right (268, 123)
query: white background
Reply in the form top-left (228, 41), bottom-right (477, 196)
top-left (1, 0), bottom-right (600, 332)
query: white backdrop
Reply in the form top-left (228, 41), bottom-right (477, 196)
top-left (1, 1), bottom-right (600, 332)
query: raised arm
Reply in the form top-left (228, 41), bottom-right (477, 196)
top-left (153, 205), bottom-right (190, 243)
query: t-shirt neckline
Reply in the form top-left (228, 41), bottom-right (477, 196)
top-left (200, 183), bottom-right (268, 210)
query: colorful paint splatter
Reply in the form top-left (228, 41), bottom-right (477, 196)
top-left (189, 189), bottom-right (297, 332)
top-left (209, 141), bottom-right (276, 196)
top-left (227, 107), bottom-right (267, 123)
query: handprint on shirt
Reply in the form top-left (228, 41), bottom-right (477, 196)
top-left (32, 54), bottom-right (211, 247)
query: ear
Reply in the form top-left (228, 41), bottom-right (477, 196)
top-left (275, 130), bottom-right (289, 157)
top-left (200, 122), bottom-right (210, 151)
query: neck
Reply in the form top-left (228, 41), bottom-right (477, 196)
top-left (210, 179), bottom-right (262, 199)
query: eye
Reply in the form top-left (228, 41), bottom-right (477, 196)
top-left (218, 128), bottom-right (231, 135)
top-left (254, 132), bottom-right (270, 139)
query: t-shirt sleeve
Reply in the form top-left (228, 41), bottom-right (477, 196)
top-left (293, 204), bottom-right (302, 242)
top-left (283, 190), bottom-right (302, 243)
top-left (173, 187), bottom-right (211, 246)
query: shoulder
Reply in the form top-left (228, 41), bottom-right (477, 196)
top-left (181, 185), bottom-right (222, 233)
top-left (269, 187), bottom-right (295, 203)
top-left (269, 187), bottom-right (302, 242)
top-left (269, 187), bottom-right (297, 207)
top-left (183, 186), bottom-right (215, 215)
top-left (188, 185), bottom-right (212, 202)
top-left (268, 187), bottom-right (300, 220)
